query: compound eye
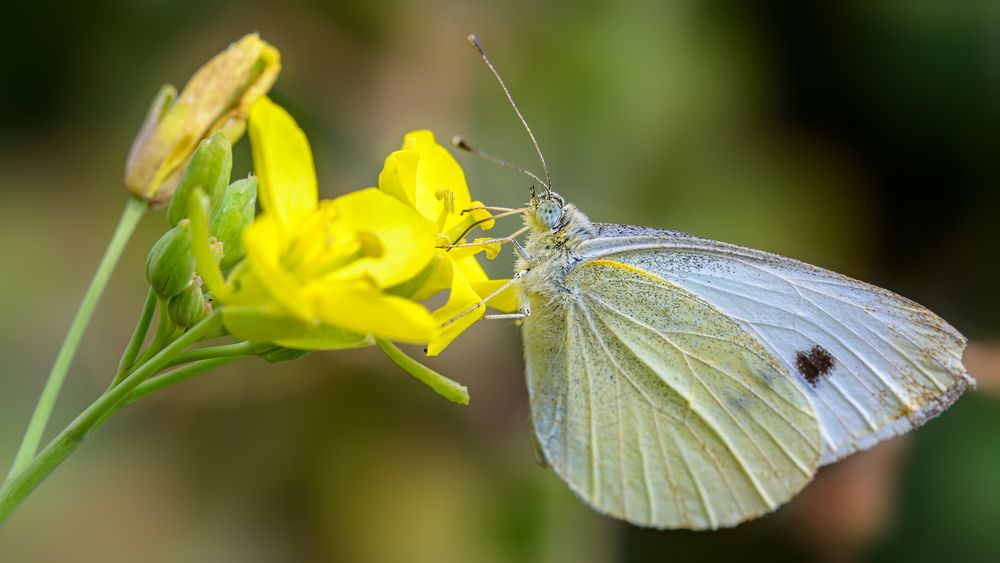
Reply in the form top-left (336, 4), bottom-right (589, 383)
top-left (537, 201), bottom-right (562, 228)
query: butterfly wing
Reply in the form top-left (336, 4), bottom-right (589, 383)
top-left (523, 259), bottom-right (821, 529)
top-left (577, 224), bottom-right (972, 465)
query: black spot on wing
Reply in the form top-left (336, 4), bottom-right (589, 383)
top-left (795, 345), bottom-right (835, 386)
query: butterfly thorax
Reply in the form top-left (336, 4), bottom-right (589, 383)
top-left (517, 195), bottom-right (596, 304)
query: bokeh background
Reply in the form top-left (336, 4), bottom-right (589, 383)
top-left (1, 1), bottom-right (999, 562)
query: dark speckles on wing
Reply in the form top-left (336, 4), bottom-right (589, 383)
top-left (795, 346), bottom-right (835, 386)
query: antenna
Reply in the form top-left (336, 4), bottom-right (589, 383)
top-left (467, 34), bottom-right (552, 195)
top-left (451, 135), bottom-right (546, 186)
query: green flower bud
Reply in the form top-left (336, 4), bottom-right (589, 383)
top-left (209, 177), bottom-right (257, 268)
top-left (168, 132), bottom-right (233, 226)
top-left (146, 220), bottom-right (195, 299)
top-left (167, 279), bottom-right (210, 328)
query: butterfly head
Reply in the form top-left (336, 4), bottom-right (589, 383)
top-left (529, 187), bottom-right (565, 230)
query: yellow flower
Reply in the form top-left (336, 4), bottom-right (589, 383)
top-left (125, 33), bottom-right (281, 202)
top-left (192, 97), bottom-right (438, 348)
top-left (379, 131), bottom-right (518, 355)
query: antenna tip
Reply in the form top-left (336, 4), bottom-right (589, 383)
top-left (466, 34), bottom-right (484, 54)
top-left (451, 135), bottom-right (472, 151)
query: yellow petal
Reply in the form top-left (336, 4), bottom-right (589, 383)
top-left (378, 150), bottom-right (420, 207)
top-left (427, 256), bottom-right (485, 356)
top-left (240, 215), bottom-right (314, 319)
top-left (453, 254), bottom-right (519, 312)
top-left (401, 130), bottom-right (472, 232)
top-left (222, 293), bottom-right (372, 350)
top-left (307, 280), bottom-right (435, 344)
top-left (470, 279), bottom-right (519, 313)
top-left (222, 263), bottom-right (368, 349)
top-left (325, 188), bottom-right (437, 288)
top-left (248, 97), bottom-right (318, 226)
top-left (454, 253), bottom-right (489, 283)
top-left (388, 249), bottom-right (453, 301)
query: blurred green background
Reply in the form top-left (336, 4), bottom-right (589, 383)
top-left (1, 1), bottom-right (999, 561)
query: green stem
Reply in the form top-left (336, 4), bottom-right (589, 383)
top-left (375, 337), bottom-right (469, 405)
top-left (125, 356), bottom-right (245, 405)
top-left (126, 298), bottom-right (174, 378)
top-left (162, 342), bottom-right (253, 368)
top-left (6, 196), bottom-right (148, 480)
top-left (0, 311), bottom-right (221, 524)
top-left (109, 288), bottom-right (157, 389)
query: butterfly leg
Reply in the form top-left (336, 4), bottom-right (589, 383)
top-left (509, 237), bottom-right (531, 261)
top-left (484, 269), bottom-right (531, 320)
top-left (461, 205), bottom-right (519, 213)
top-left (443, 226), bottom-right (530, 256)
top-left (440, 269), bottom-right (529, 327)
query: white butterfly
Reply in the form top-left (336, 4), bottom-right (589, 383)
top-left (460, 33), bottom-right (973, 530)
top-left (511, 190), bottom-right (971, 529)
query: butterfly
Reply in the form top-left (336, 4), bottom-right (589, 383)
top-left (460, 34), bottom-right (974, 530)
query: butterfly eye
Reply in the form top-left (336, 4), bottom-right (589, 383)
top-left (536, 200), bottom-right (562, 229)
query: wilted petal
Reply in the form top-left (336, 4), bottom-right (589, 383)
top-left (126, 33), bottom-right (280, 201)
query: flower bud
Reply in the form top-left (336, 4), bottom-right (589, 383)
top-left (209, 177), bottom-right (257, 268)
top-left (125, 33), bottom-right (281, 202)
top-left (167, 279), bottom-right (210, 328)
top-left (146, 220), bottom-right (195, 299)
top-left (167, 132), bottom-right (233, 226)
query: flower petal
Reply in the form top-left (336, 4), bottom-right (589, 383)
top-left (325, 188), bottom-right (437, 288)
top-left (307, 280), bottom-right (435, 344)
top-left (454, 254), bottom-right (518, 313)
top-left (402, 130), bottom-right (472, 232)
top-left (378, 150), bottom-right (420, 208)
top-left (470, 279), bottom-right (519, 313)
top-left (248, 97), bottom-right (318, 226)
top-left (427, 256), bottom-right (485, 356)
top-left (241, 215), bottom-right (313, 319)
top-left (387, 249), bottom-right (452, 301)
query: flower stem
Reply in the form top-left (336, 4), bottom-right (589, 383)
top-left (0, 311), bottom-right (221, 524)
top-left (5, 196), bottom-right (148, 480)
top-left (125, 355), bottom-right (246, 406)
top-left (162, 342), bottom-right (254, 368)
top-left (110, 288), bottom-right (158, 388)
top-left (123, 298), bottom-right (175, 380)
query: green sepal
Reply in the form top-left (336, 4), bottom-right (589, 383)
top-left (375, 337), bottom-right (469, 405)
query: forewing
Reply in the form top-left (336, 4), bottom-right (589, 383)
top-left (579, 225), bottom-right (972, 464)
top-left (523, 260), bottom-right (821, 529)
